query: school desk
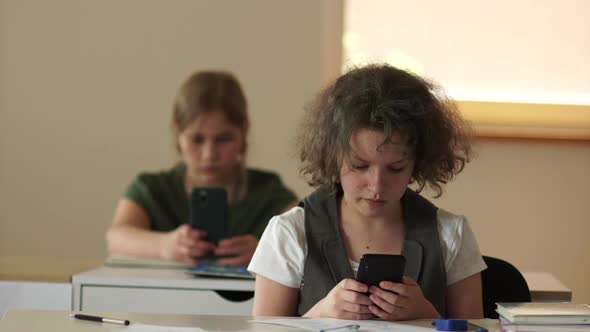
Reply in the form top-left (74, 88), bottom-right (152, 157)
top-left (71, 266), bottom-right (254, 315)
top-left (0, 309), bottom-right (503, 332)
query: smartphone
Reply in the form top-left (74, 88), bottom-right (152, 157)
top-left (356, 254), bottom-right (406, 287)
top-left (189, 187), bottom-right (228, 246)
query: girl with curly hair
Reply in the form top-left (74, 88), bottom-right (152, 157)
top-left (248, 64), bottom-right (486, 320)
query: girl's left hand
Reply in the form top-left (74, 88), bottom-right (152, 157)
top-left (368, 276), bottom-right (441, 320)
top-left (213, 234), bottom-right (258, 266)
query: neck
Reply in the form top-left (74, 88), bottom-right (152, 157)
top-left (184, 168), bottom-right (239, 194)
top-left (340, 198), bottom-right (403, 229)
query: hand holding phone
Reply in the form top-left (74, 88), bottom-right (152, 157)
top-left (213, 234), bottom-right (258, 266)
top-left (190, 187), bottom-right (228, 245)
top-left (356, 254), bottom-right (406, 287)
top-left (159, 224), bottom-right (214, 265)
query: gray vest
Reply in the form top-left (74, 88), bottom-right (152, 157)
top-left (296, 185), bottom-right (447, 316)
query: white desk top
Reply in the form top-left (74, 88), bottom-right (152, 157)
top-left (72, 266), bottom-right (254, 291)
top-left (0, 310), bottom-right (502, 332)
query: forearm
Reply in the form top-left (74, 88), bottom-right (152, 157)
top-left (106, 225), bottom-right (165, 259)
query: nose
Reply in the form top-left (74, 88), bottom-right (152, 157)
top-left (367, 168), bottom-right (386, 195)
top-left (201, 141), bottom-right (218, 162)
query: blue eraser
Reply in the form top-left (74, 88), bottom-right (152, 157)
top-left (432, 318), bottom-right (469, 331)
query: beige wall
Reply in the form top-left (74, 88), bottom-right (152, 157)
top-left (1, 0), bottom-right (589, 305)
top-left (426, 139), bottom-right (590, 304)
top-left (0, 0), bottom-right (324, 255)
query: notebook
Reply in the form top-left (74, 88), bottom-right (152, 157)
top-left (500, 317), bottom-right (590, 332)
top-left (496, 302), bottom-right (590, 324)
top-left (186, 262), bottom-right (254, 279)
top-left (105, 255), bottom-right (191, 269)
top-left (250, 317), bottom-right (435, 332)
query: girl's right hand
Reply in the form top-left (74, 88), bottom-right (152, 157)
top-left (305, 278), bottom-right (374, 320)
top-left (159, 224), bottom-right (215, 265)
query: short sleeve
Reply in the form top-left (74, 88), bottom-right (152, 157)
top-left (120, 167), bottom-right (188, 232)
top-left (437, 209), bottom-right (487, 285)
top-left (247, 207), bottom-right (306, 288)
top-left (124, 174), bottom-right (153, 210)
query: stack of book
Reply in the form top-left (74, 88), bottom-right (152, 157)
top-left (496, 302), bottom-right (590, 332)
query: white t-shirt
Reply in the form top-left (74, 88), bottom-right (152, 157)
top-left (248, 206), bottom-right (487, 288)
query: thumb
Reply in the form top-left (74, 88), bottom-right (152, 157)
top-left (402, 276), bottom-right (419, 285)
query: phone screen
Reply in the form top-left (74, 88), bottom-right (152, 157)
top-left (356, 254), bottom-right (406, 287)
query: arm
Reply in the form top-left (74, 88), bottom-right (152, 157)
top-left (252, 274), bottom-right (299, 316)
top-left (252, 274), bottom-right (373, 320)
top-left (368, 273), bottom-right (483, 320)
top-left (446, 272), bottom-right (483, 318)
top-left (437, 212), bottom-right (486, 318)
top-left (214, 200), bottom-right (300, 266)
top-left (304, 279), bottom-right (373, 319)
top-left (106, 198), bottom-right (162, 258)
top-left (106, 198), bottom-right (212, 264)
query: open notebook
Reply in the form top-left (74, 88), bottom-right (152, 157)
top-left (105, 255), bottom-right (191, 269)
top-left (186, 262), bottom-right (254, 279)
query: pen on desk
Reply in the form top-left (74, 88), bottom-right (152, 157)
top-left (70, 313), bottom-right (130, 326)
top-left (320, 324), bottom-right (360, 332)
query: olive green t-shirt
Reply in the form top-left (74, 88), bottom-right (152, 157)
top-left (125, 163), bottom-right (297, 238)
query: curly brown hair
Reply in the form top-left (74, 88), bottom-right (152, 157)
top-left (297, 64), bottom-right (473, 197)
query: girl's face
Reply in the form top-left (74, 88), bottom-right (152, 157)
top-left (177, 111), bottom-right (244, 186)
top-left (339, 128), bottom-right (415, 220)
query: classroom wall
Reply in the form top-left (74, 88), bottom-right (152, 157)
top-left (1, 0), bottom-right (589, 305)
top-left (426, 139), bottom-right (590, 304)
top-left (0, 1), bottom-right (326, 256)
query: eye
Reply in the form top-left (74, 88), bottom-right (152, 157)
top-left (191, 134), bottom-right (205, 144)
top-left (352, 164), bottom-right (368, 171)
top-left (215, 133), bottom-right (235, 144)
top-left (388, 166), bottom-right (406, 173)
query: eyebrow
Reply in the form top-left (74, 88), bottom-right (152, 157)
top-left (351, 156), bottom-right (407, 164)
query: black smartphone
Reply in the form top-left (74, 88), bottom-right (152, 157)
top-left (189, 187), bottom-right (228, 246)
top-left (356, 254), bottom-right (406, 287)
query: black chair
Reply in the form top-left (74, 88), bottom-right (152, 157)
top-left (481, 255), bottom-right (531, 319)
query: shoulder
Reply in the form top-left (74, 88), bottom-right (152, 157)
top-left (264, 206), bottom-right (306, 241)
top-left (436, 208), bottom-right (472, 256)
top-left (245, 168), bottom-right (297, 202)
top-left (246, 168), bottom-right (284, 185)
top-left (126, 163), bottom-right (184, 201)
top-left (249, 206), bottom-right (307, 288)
top-left (133, 163), bottom-right (184, 188)
top-left (436, 208), bottom-right (466, 242)
top-left (436, 208), bottom-right (487, 284)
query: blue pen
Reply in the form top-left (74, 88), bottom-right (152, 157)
top-left (432, 318), bottom-right (488, 332)
top-left (320, 324), bottom-right (360, 332)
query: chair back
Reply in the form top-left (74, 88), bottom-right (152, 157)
top-left (481, 255), bottom-right (531, 319)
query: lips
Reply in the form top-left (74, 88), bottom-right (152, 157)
top-left (199, 166), bottom-right (219, 173)
top-left (365, 199), bottom-right (386, 208)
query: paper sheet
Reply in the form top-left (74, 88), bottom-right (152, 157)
top-left (126, 323), bottom-right (253, 332)
top-left (251, 318), bottom-right (435, 331)
top-left (126, 324), bottom-right (208, 332)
